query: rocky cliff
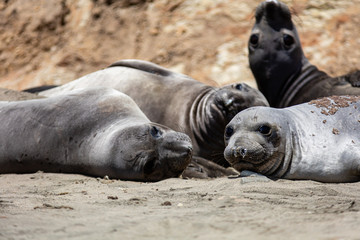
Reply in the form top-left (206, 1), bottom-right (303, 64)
top-left (1, 0), bottom-right (359, 90)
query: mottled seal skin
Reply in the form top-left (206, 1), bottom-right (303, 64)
top-left (0, 88), bottom-right (193, 182)
top-left (248, 0), bottom-right (360, 107)
top-left (41, 59), bottom-right (269, 166)
top-left (224, 95), bottom-right (360, 183)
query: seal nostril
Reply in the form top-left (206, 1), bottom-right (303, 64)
top-left (225, 98), bottom-right (234, 107)
top-left (266, 0), bottom-right (278, 4)
top-left (232, 147), bottom-right (240, 158)
top-left (187, 146), bottom-right (193, 154)
top-left (150, 126), bottom-right (162, 138)
top-left (144, 158), bottom-right (157, 175)
top-left (233, 147), bottom-right (247, 158)
top-left (240, 148), bottom-right (247, 158)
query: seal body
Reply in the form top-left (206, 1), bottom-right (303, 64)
top-left (224, 95), bottom-right (360, 183)
top-left (248, 0), bottom-right (360, 107)
top-left (0, 88), bottom-right (193, 182)
top-left (41, 59), bottom-right (269, 166)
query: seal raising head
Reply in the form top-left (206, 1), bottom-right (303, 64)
top-left (248, 1), bottom-right (360, 107)
top-left (224, 96), bottom-right (360, 183)
top-left (248, 0), bottom-right (304, 107)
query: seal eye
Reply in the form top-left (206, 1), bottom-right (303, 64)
top-left (258, 125), bottom-right (271, 135)
top-left (150, 126), bottom-right (162, 138)
top-left (235, 83), bottom-right (243, 91)
top-left (225, 126), bottom-right (234, 138)
top-left (249, 34), bottom-right (259, 47)
top-left (283, 34), bottom-right (295, 48)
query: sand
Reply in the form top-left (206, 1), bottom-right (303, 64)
top-left (1, 172), bottom-right (359, 240)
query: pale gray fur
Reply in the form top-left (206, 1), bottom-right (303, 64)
top-left (224, 96), bottom-right (360, 183)
top-left (0, 88), bottom-right (192, 181)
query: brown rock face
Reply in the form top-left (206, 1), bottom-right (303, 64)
top-left (0, 0), bottom-right (360, 90)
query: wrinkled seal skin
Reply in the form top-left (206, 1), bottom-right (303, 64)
top-left (0, 88), bottom-right (193, 182)
top-left (224, 95), bottom-right (360, 183)
top-left (248, 0), bottom-right (360, 108)
top-left (41, 59), bottom-right (269, 167)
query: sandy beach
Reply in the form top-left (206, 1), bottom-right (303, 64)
top-left (1, 172), bottom-right (359, 240)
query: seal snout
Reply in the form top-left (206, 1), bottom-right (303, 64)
top-left (257, 0), bottom-right (290, 23)
top-left (265, 0), bottom-right (279, 7)
top-left (159, 132), bottom-right (193, 175)
top-left (264, 0), bottom-right (279, 14)
top-left (172, 143), bottom-right (193, 158)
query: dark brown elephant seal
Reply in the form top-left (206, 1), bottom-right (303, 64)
top-left (41, 59), bottom-right (269, 167)
top-left (0, 88), bottom-right (193, 182)
top-left (224, 95), bottom-right (360, 183)
top-left (248, 0), bottom-right (360, 107)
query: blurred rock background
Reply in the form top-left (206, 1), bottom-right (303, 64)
top-left (0, 0), bottom-right (359, 90)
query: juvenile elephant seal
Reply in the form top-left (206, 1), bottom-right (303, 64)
top-left (0, 88), bottom-right (193, 182)
top-left (41, 59), bottom-right (269, 166)
top-left (248, 0), bottom-right (360, 107)
top-left (224, 95), bottom-right (360, 183)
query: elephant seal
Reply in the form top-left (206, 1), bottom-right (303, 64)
top-left (224, 95), bottom-right (360, 183)
top-left (0, 88), bottom-right (193, 182)
top-left (248, 0), bottom-right (360, 107)
top-left (41, 59), bottom-right (269, 166)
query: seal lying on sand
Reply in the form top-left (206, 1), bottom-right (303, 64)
top-left (40, 59), bottom-right (269, 167)
top-left (224, 95), bottom-right (360, 183)
top-left (0, 88), bottom-right (193, 182)
top-left (248, 0), bottom-right (360, 107)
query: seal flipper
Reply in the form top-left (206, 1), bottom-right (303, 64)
top-left (181, 156), bottom-right (239, 179)
top-left (343, 70), bottom-right (360, 87)
top-left (108, 59), bottom-right (173, 77)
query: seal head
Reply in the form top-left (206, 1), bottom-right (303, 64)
top-left (106, 122), bottom-right (193, 181)
top-left (248, 0), bottom-right (304, 106)
top-left (224, 106), bottom-right (292, 177)
top-left (191, 82), bottom-right (269, 165)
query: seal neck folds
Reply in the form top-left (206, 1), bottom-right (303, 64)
top-left (277, 60), bottom-right (328, 107)
top-left (189, 88), bottom-right (228, 165)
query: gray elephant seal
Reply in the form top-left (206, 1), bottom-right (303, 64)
top-left (224, 95), bottom-right (360, 183)
top-left (41, 59), bottom-right (269, 166)
top-left (0, 88), bottom-right (193, 182)
top-left (248, 0), bottom-right (360, 107)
